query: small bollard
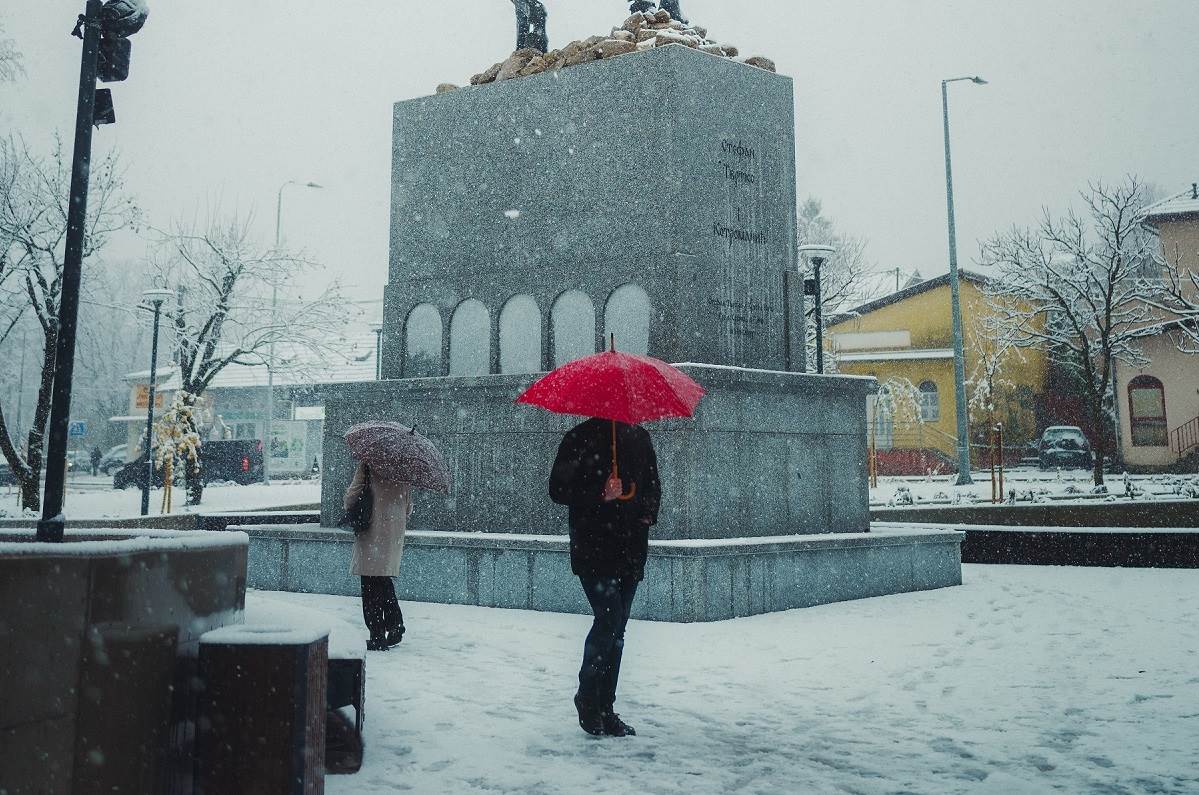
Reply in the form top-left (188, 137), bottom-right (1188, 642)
top-left (196, 625), bottom-right (329, 794)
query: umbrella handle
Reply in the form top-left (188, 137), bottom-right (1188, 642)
top-left (610, 418), bottom-right (636, 500)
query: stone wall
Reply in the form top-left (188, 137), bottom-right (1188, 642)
top-left (243, 525), bottom-right (963, 623)
top-left (0, 530), bottom-right (247, 794)
top-left (319, 365), bottom-right (875, 539)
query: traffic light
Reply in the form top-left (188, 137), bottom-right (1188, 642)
top-left (97, 35), bottom-right (130, 83)
top-left (75, 0), bottom-right (149, 124)
top-left (97, 0), bottom-right (148, 83)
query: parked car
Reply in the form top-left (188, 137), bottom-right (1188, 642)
top-left (113, 439), bottom-right (264, 490)
top-left (1037, 426), bottom-right (1093, 470)
top-left (66, 449), bottom-right (99, 473)
top-left (98, 444), bottom-right (128, 475)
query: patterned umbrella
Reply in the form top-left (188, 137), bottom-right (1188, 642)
top-left (343, 421), bottom-right (451, 494)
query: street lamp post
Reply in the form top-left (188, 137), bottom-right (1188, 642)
top-left (373, 324), bottom-right (384, 380)
top-left (941, 75), bottom-right (986, 486)
top-left (139, 288), bottom-right (174, 516)
top-left (799, 245), bottom-right (836, 374)
top-left (265, 180), bottom-right (322, 485)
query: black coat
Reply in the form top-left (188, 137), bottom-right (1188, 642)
top-left (549, 418), bottom-right (661, 580)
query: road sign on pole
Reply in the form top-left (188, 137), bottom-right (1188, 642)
top-left (68, 421), bottom-right (87, 438)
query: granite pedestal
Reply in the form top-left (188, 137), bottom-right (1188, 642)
top-left (291, 44), bottom-right (964, 620)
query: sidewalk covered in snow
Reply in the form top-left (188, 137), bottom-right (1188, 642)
top-left (261, 564), bottom-right (1199, 794)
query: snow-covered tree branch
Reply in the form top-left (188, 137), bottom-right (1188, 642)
top-left (0, 16), bottom-right (22, 83)
top-left (0, 135), bottom-right (139, 510)
top-left (797, 197), bottom-right (871, 372)
top-left (1138, 234), bottom-right (1199, 353)
top-left (154, 210), bottom-right (347, 504)
top-left (978, 176), bottom-right (1161, 485)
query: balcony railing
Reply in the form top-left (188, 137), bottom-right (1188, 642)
top-left (1170, 415), bottom-right (1199, 460)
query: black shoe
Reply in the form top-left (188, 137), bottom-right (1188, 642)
top-left (573, 693), bottom-right (604, 736)
top-left (366, 628), bottom-right (403, 651)
top-left (601, 710), bottom-right (636, 737)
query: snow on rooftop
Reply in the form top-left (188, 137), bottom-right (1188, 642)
top-left (1143, 185), bottom-right (1199, 221)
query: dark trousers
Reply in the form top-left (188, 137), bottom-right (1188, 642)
top-left (577, 576), bottom-right (639, 709)
top-left (360, 576), bottom-right (403, 637)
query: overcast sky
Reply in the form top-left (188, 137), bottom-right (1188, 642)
top-left (3, 1), bottom-right (1196, 301)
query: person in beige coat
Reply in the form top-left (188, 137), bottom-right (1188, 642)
top-left (343, 461), bottom-right (413, 650)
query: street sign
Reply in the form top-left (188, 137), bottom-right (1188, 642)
top-left (68, 421), bottom-right (87, 438)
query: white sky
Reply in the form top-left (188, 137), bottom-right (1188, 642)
top-left (3, 1), bottom-right (1196, 300)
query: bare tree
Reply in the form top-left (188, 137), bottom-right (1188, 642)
top-left (1140, 224), bottom-right (1199, 353)
top-left (155, 211), bottom-right (346, 504)
top-left (797, 197), bottom-right (871, 372)
top-left (0, 17), bottom-right (22, 83)
top-left (978, 177), bottom-right (1161, 486)
top-left (0, 135), bottom-right (139, 509)
top-left (73, 261), bottom-right (153, 448)
top-left (966, 305), bottom-right (1035, 447)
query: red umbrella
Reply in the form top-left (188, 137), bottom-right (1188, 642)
top-left (516, 337), bottom-right (704, 499)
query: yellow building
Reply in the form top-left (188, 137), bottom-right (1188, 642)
top-left (828, 271), bottom-right (1049, 471)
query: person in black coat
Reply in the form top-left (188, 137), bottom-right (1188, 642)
top-left (550, 417), bottom-right (660, 737)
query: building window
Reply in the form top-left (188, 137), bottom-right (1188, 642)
top-left (918, 380), bottom-right (940, 422)
top-left (499, 294), bottom-right (542, 374)
top-left (404, 303), bottom-right (443, 377)
top-left (551, 290), bottom-right (596, 366)
top-left (449, 299), bottom-right (491, 376)
top-left (1128, 375), bottom-right (1167, 447)
top-left (603, 283), bottom-right (651, 355)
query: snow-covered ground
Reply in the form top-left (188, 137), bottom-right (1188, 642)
top-left (5, 468), bottom-right (1195, 520)
top-left (262, 565), bottom-right (1199, 794)
top-left (870, 468), bottom-right (1199, 507)
top-left (0, 478), bottom-right (320, 519)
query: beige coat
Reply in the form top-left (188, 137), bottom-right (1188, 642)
top-left (344, 462), bottom-right (413, 577)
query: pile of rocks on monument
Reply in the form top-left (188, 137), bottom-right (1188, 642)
top-left (434, 10), bottom-right (776, 94)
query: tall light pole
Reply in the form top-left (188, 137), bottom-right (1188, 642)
top-left (799, 245), bottom-right (836, 374)
top-left (265, 180), bottom-right (322, 485)
top-left (139, 288), bottom-right (173, 516)
top-left (942, 75), bottom-right (986, 486)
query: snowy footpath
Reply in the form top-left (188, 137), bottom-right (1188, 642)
top-left (263, 565), bottom-right (1199, 794)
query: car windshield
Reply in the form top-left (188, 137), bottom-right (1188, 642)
top-left (1043, 428), bottom-right (1086, 445)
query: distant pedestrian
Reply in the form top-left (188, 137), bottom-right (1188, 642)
top-left (550, 417), bottom-right (660, 737)
top-left (343, 461), bottom-right (412, 651)
top-left (90, 446), bottom-right (102, 477)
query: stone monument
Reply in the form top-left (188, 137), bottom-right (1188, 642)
top-left (244, 44), bottom-right (962, 621)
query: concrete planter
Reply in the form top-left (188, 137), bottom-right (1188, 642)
top-left (0, 529), bottom-right (248, 794)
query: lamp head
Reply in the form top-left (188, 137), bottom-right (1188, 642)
top-left (971, 76), bottom-right (988, 85)
top-left (140, 287), bottom-right (174, 307)
top-left (798, 244), bottom-right (836, 267)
